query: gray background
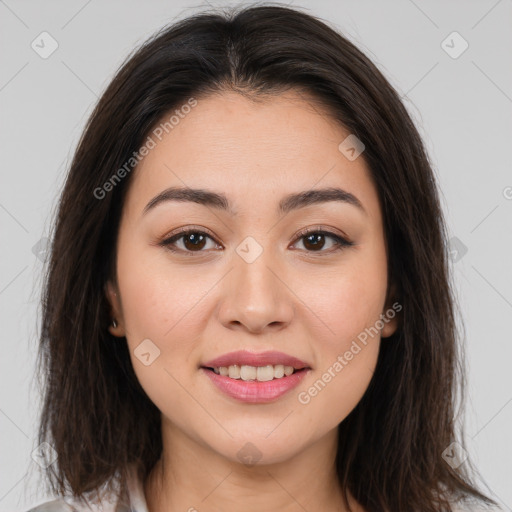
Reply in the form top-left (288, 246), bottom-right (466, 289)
top-left (1, 0), bottom-right (511, 510)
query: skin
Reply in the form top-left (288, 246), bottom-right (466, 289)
top-left (106, 89), bottom-right (398, 512)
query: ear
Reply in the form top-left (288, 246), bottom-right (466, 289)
top-left (381, 279), bottom-right (401, 339)
top-left (105, 280), bottom-right (125, 337)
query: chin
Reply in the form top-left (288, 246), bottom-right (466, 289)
top-left (203, 429), bottom-right (311, 467)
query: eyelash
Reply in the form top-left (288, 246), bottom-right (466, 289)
top-left (158, 225), bottom-right (354, 256)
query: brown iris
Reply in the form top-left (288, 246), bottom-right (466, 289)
top-left (302, 233), bottom-right (326, 251)
top-left (182, 232), bottom-right (208, 251)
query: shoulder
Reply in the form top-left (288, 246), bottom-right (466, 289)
top-left (25, 463), bottom-right (146, 512)
top-left (24, 496), bottom-right (129, 512)
top-left (25, 498), bottom-right (75, 511)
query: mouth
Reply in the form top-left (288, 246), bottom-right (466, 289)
top-left (199, 350), bottom-right (312, 402)
top-left (201, 364), bottom-right (309, 382)
top-left (200, 365), bottom-right (311, 403)
top-left (201, 350), bottom-right (311, 375)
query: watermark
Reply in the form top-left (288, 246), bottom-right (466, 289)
top-left (31, 441), bottom-right (58, 468)
top-left (503, 186), bottom-right (512, 200)
top-left (442, 441), bottom-right (468, 469)
top-left (236, 236), bottom-right (264, 264)
top-left (338, 134), bottom-right (365, 161)
top-left (32, 237), bottom-right (49, 262)
top-left (448, 236), bottom-right (468, 263)
top-left (298, 301), bottom-right (402, 405)
top-left (31, 31), bottom-right (59, 59)
top-left (441, 31), bottom-right (469, 60)
top-left (134, 338), bottom-right (161, 366)
top-left (93, 97), bottom-right (198, 200)
top-left (237, 441), bottom-right (263, 467)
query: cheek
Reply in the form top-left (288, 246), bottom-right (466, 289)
top-left (296, 277), bottom-right (382, 427)
top-left (117, 239), bottom-right (211, 342)
top-left (294, 249), bottom-right (386, 417)
top-left (115, 243), bottom-right (213, 399)
top-left (300, 249), bottom-right (387, 352)
top-left (116, 257), bottom-right (210, 420)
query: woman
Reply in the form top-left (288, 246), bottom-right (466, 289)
top-left (26, 4), bottom-right (501, 511)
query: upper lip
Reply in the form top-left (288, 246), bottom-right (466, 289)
top-left (201, 350), bottom-right (311, 370)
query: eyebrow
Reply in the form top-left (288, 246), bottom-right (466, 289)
top-left (142, 186), bottom-right (365, 216)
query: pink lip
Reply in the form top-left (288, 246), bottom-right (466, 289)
top-left (201, 350), bottom-right (311, 370)
top-left (201, 367), bottom-right (311, 403)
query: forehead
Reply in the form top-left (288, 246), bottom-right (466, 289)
top-left (124, 89), bottom-right (380, 221)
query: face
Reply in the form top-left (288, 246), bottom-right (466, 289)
top-left (107, 89), bottom-right (398, 465)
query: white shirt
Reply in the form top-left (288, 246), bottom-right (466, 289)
top-left (25, 463), bottom-right (505, 512)
top-left (26, 463), bottom-right (148, 512)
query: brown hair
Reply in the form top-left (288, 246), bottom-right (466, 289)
top-left (33, 3), bottom-right (497, 511)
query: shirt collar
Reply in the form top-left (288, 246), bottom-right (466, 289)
top-left (124, 463), bottom-right (149, 512)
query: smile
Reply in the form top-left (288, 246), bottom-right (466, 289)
top-left (201, 365), bottom-right (311, 403)
top-left (208, 364), bottom-right (298, 381)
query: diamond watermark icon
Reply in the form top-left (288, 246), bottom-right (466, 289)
top-left (236, 442), bottom-right (263, 467)
top-left (32, 237), bottom-right (49, 262)
top-left (448, 236), bottom-right (468, 263)
top-left (442, 441), bottom-right (468, 469)
top-left (236, 236), bottom-right (263, 264)
top-left (338, 134), bottom-right (365, 161)
top-left (441, 31), bottom-right (468, 59)
top-left (134, 338), bottom-right (161, 366)
top-left (31, 31), bottom-right (59, 59)
top-left (31, 442), bottom-right (58, 469)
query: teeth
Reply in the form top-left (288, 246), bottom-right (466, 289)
top-left (240, 365), bottom-right (257, 381)
top-left (228, 365), bottom-right (240, 379)
top-left (256, 365), bottom-right (274, 381)
top-left (211, 364), bottom-right (298, 381)
top-left (273, 365), bottom-right (284, 379)
top-left (284, 365), bottom-right (294, 376)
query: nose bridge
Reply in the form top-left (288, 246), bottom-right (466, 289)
top-left (218, 234), bottom-right (294, 332)
top-left (236, 239), bottom-right (278, 298)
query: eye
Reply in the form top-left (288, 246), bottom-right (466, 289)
top-left (159, 226), bottom-right (220, 256)
top-left (158, 225), bottom-right (353, 256)
top-left (290, 226), bottom-right (354, 254)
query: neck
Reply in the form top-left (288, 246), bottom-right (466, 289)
top-left (143, 418), bottom-right (363, 512)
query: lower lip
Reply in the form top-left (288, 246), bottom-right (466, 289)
top-left (201, 367), bottom-right (311, 403)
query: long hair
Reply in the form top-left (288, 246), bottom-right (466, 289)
top-left (33, 4), bottom-right (496, 511)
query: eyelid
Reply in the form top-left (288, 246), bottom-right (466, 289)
top-left (162, 224), bottom-right (217, 241)
top-left (291, 224), bottom-right (351, 245)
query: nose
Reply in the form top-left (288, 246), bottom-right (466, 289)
top-left (216, 250), bottom-right (295, 334)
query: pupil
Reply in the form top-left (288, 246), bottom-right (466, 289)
top-left (305, 233), bottom-right (324, 250)
top-left (185, 232), bottom-right (205, 250)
